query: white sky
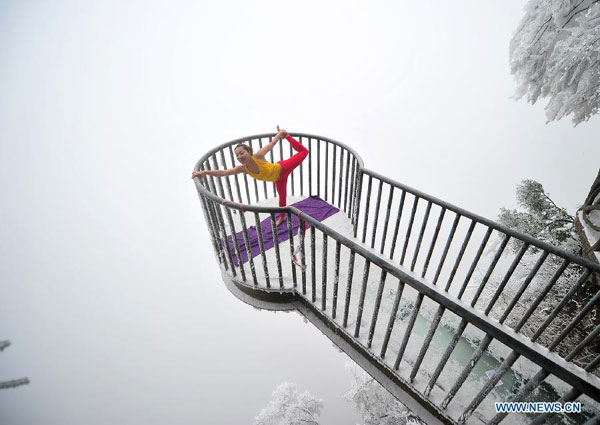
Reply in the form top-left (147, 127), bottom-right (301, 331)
top-left (1, 1), bottom-right (599, 424)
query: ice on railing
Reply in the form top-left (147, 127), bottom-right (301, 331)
top-left (197, 135), bottom-right (600, 424)
top-left (216, 195), bottom-right (600, 423)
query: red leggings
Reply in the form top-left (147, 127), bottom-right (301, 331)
top-left (276, 135), bottom-right (308, 219)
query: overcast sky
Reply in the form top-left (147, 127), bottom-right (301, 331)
top-left (1, 1), bottom-right (599, 424)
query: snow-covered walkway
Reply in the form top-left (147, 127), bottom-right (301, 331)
top-left (218, 196), bottom-right (600, 424)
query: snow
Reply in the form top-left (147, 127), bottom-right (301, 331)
top-left (510, 0), bottom-right (600, 125)
top-left (578, 192), bottom-right (600, 263)
top-left (213, 195), bottom-right (600, 424)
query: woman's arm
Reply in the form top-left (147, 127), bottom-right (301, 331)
top-left (255, 126), bottom-right (288, 158)
top-left (191, 165), bottom-right (245, 179)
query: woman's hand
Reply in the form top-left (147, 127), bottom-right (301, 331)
top-left (276, 125), bottom-right (288, 139)
top-left (191, 170), bottom-right (207, 179)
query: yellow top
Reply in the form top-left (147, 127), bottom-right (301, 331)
top-left (244, 156), bottom-right (282, 182)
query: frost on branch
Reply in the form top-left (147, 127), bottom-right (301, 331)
top-left (497, 179), bottom-right (577, 252)
top-left (344, 362), bottom-right (424, 425)
top-left (254, 382), bottom-right (323, 425)
top-left (476, 180), bottom-right (600, 372)
top-left (510, 0), bottom-right (600, 125)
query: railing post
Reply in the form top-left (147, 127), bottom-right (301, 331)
top-left (321, 233), bottom-right (328, 311)
top-left (300, 217), bottom-right (307, 295)
top-left (254, 212), bottom-right (270, 288)
top-left (332, 240), bottom-right (341, 319)
top-left (257, 138), bottom-right (269, 199)
top-left (270, 213), bottom-right (283, 288)
top-left (308, 138), bottom-right (313, 196)
top-left (287, 212), bottom-right (297, 288)
top-left (352, 171), bottom-right (364, 238)
top-left (310, 224), bottom-right (316, 303)
top-left (207, 198), bottom-right (236, 276)
top-left (344, 151), bottom-right (351, 214)
top-left (197, 193), bottom-right (224, 267)
top-left (194, 134), bottom-right (600, 424)
top-left (224, 206), bottom-right (246, 282)
top-left (299, 136), bottom-right (304, 196)
top-left (347, 157), bottom-right (356, 219)
top-left (239, 209), bottom-right (258, 286)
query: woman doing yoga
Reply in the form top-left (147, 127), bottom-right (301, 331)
top-left (192, 126), bottom-right (309, 226)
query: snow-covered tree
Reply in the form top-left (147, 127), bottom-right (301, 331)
top-left (256, 367), bottom-right (425, 425)
top-left (0, 340), bottom-right (30, 390)
top-left (254, 382), bottom-right (323, 425)
top-left (510, 0), bottom-right (600, 125)
top-left (344, 362), bottom-right (424, 425)
top-left (497, 179), bottom-right (579, 253)
top-left (476, 180), bottom-right (599, 370)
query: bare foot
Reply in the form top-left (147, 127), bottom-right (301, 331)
top-left (276, 216), bottom-right (286, 227)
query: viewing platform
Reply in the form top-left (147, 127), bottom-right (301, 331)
top-left (193, 133), bottom-right (600, 425)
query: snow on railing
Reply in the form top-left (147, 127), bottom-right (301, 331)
top-left (193, 133), bottom-right (600, 425)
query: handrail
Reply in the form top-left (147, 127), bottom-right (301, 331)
top-left (193, 133), bottom-right (600, 424)
top-left (194, 135), bottom-right (600, 273)
top-left (361, 168), bottom-right (600, 272)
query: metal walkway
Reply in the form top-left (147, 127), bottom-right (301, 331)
top-left (193, 133), bottom-right (600, 425)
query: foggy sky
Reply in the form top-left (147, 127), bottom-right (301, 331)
top-left (1, 1), bottom-right (599, 424)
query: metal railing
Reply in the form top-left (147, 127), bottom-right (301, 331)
top-left (193, 133), bottom-right (600, 425)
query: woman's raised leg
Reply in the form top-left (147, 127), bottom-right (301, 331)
top-left (274, 135), bottom-right (309, 226)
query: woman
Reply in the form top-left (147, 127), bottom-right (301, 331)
top-left (192, 126), bottom-right (309, 226)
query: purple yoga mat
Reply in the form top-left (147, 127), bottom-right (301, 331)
top-left (224, 196), bottom-right (339, 266)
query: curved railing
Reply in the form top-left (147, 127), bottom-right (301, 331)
top-left (193, 133), bottom-right (600, 425)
